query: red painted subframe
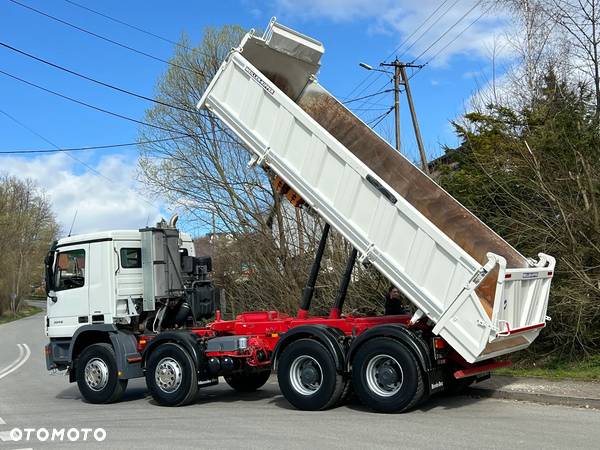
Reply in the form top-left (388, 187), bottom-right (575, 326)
top-left (454, 360), bottom-right (512, 379)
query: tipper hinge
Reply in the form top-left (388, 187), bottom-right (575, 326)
top-left (358, 244), bottom-right (376, 264)
top-left (476, 319), bottom-right (498, 332)
top-left (248, 147), bottom-right (272, 168)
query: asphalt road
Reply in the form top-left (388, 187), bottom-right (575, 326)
top-left (1, 309), bottom-right (599, 450)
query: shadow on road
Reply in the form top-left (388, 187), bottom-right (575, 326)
top-left (56, 378), bottom-right (487, 413)
top-left (56, 385), bottom-right (149, 403)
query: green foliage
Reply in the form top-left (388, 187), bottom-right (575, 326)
top-left (497, 354), bottom-right (600, 381)
top-left (440, 70), bottom-right (600, 358)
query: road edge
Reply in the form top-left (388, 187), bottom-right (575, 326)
top-left (465, 385), bottom-right (600, 410)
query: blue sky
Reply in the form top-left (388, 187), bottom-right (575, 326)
top-left (0, 0), bottom-right (512, 235)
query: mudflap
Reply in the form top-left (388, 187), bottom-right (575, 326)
top-left (428, 367), bottom-right (445, 395)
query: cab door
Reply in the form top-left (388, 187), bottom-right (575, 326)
top-left (46, 244), bottom-right (90, 337)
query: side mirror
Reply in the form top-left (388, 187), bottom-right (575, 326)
top-left (44, 243), bottom-right (57, 297)
top-left (48, 290), bottom-right (58, 303)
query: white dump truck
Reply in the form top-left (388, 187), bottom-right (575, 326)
top-left (44, 20), bottom-right (555, 413)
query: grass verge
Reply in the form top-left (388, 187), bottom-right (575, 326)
top-left (496, 356), bottom-right (600, 381)
top-left (0, 305), bottom-right (43, 325)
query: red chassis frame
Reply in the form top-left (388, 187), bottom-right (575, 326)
top-left (138, 310), bottom-right (508, 376)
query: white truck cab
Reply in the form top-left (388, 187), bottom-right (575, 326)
top-left (45, 228), bottom-right (195, 338)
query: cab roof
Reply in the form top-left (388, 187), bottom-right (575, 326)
top-left (57, 229), bottom-right (194, 247)
top-left (57, 230), bottom-right (142, 247)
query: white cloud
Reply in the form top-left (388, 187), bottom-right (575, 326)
top-left (272, 0), bottom-right (513, 65)
top-left (0, 153), bottom-right (165, 236)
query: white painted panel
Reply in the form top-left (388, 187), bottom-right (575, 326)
top-left (198, 51), bottom-right (555, 363)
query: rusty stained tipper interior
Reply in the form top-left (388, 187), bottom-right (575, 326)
top-left (240, 30), bottom-right (529, 318)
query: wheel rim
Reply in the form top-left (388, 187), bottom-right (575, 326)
top-left (365, 354), bottom-right (403, 397)
top-left (155, 357), bottom-right (183, 393)
top-left (289, 355), bottom-right (323, 396)
top-left (84, 358), bottom-right (109, 392)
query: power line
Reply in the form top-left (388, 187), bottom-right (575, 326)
top-left (0, 137), bottom-right (185, 154)
top-left (342, 88), bottom-right (394, 105)
top-left (0, 68), bottom-right (240, 146)
top-left (343, 0), bottom-right (455, 102)
top-left (0, 41), bottom-right (241, 144)
top-left (397, 0), bottom-right (461, 61)
top-left (351, 106), bottom-right (395, 112)
top-left (0, 107), bottom-right (159, 209)
top-left (63, 0), bottom-right (190, 51)
top-left (350, 76), bottom-right (394, 113)
top-left (367, 106), bottom-right (394, 128)
top-left (0, 41), bottom-right (193, 113)
top-left (422, 4), bottom-right (492, 66)
top-left (0, 68), bottom-right (188, 136)
top-left (0, 107), bottom-right (113, 183)
top-left (6, 0), bottom-right (205, 77)
top-left (385, 0), bottom-right (453, 63)
top-left (411, 0), bottom-right (484, 64)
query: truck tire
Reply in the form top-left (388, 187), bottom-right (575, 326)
top-left (351, 337), bottom-right (424, 413)
top-left (76, 343), bottom-right (128, 404)
top-left (225, 370), bottom-right (271, 392)
top-left (146, 343), bottom-right (198, 407)
top-left (277, 338), bottom-right (345, 411)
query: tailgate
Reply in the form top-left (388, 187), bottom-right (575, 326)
top-left (433, 253), bottom-right (555, 363)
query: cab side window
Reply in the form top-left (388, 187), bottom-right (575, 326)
top-left (120, 248), bottom-right (141, 269)
top-left (55, 249), bottom-right (85, 290)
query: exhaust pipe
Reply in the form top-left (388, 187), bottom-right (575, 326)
top-left (168, 214), bottom-right (179, 228)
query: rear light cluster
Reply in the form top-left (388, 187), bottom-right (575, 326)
top-left (432, 337), bottom-right (447, 363)
top-left (136, 336), bottom-right (153, 353)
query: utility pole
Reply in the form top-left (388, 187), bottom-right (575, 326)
top-left (360, 59), bottom-right (429, 174)
top-left (399, 64), bottom-right (429, 175)
top-left (393, 63), bottom-right (402, 152)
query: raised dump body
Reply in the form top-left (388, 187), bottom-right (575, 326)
top-left (198, 20), bottom-right (555, 363)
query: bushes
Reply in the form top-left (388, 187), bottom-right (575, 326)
top-left (439, 72), bottom-right (600, 358)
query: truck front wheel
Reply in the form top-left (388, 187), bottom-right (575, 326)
top-left (76, 343), bottom-right (128, 404)
top-left (145, 343), bottom-right (198, 407)
top-left (351, 337), bottom-right (424, 413)
top-left (277, 338), bottom-right (345, 411)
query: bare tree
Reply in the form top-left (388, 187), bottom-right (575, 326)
top-left (138, 26), bottom-right (393, 316)
top-left (0, 175), bottom-right (58, 316)
top-left (546, 0), bottom-right (600, 115)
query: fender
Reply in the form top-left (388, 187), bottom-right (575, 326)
top-left (346, 324), bottom-right (433, 374)
top-left (109, 329), bottom-right (143, 380)
top-left (68, 324), bottom-right (142, 381)
top-left (142, 330), bottom-right (203, 370)
top-left (272, 325), bottom-right (346, 372)
top-left (68, 324), bottom-right (117, 362)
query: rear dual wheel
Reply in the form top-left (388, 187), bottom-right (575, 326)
top-left (351, 338), bottom-right (424, 413)
top-left (277, 339), bottom-right (347, 411)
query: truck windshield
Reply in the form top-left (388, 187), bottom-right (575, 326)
top-left (55, 249), bottom-right (86, 290)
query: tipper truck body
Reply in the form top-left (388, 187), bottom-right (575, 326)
top-left (44, 20), bottom-right (555, 413)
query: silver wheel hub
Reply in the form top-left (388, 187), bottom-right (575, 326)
top-left (365, 354), bottom-right (403, 397)
top-left (84, 358), bottom-right (109, 392)
top-left (289, 355), bottom-right (322, 396)
top-left (155, 357), bottom-right (183, 393)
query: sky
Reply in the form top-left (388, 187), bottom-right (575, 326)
top-left (0, 0), bottom-right (514, 236)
